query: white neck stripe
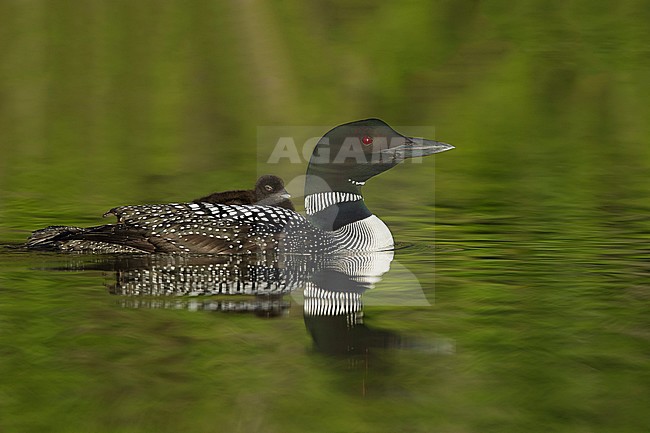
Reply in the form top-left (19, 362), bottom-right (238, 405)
top-left (305, 192), bottom-right (363, 215)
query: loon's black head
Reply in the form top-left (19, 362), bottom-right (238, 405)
top-left (305, 119), bottom-right (454, 195)
top-left (254, 174), bottom-right (291, 205)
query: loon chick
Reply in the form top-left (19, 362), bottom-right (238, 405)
top-left (193, 174), bottom-right (294, 211)
top-left (26, 119), bottom-right (453, 254)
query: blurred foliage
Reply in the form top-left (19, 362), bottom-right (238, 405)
top-left (1, 0), bottom-right (648, 228)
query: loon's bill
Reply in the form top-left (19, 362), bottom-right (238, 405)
top-left (387, 137), bottom-right (455, 158)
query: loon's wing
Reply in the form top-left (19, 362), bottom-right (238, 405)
top-left (27, 203), bottom-right (309, 254)
top-left (105, 202), bottom-right (294, 254)
top-left (26, 224), bottom-right (161, 253)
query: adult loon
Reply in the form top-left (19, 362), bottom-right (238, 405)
top-left (26, 119), bottom-right (453, 254)
top-left (193, 174), bottom-right (294, 211)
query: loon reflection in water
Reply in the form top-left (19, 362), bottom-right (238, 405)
top-left (47, 250), bottom-right (453, 357)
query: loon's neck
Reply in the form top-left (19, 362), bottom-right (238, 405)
top-left (305, 191), bottom-right (369, 231)
top-left (302, 163), bottom-right (393, 250)
top-left (303, 170), bottom-right (366, 230)
top-left (305, 193), bottom-right (393, 251)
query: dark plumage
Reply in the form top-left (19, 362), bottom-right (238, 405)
top-left (193, 175), bottom-right (294, 211)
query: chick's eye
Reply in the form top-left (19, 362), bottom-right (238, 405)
top-left (264, 185), bottom-right (273, 192)
top-left (361, 136), bottom-right (373, 145)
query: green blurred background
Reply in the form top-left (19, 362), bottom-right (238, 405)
top-left (1, 1), bottom-right (650, 433)
top-left (2, 0), bottom-right (648, 239)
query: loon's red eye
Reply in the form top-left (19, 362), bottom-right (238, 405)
top-left (361, 136), bottom-right (373, 145)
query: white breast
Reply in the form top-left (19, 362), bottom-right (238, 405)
top-left (332, 215), bottom-right (394, 251)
